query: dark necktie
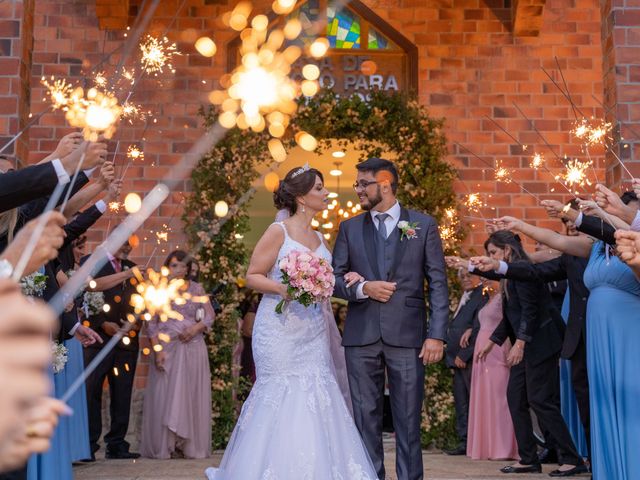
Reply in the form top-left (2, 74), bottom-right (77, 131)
top-left (376, 213), bottom-right (389, 239)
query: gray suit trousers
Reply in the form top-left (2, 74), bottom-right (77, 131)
top-left (345, 340), bottom-right (425, 480)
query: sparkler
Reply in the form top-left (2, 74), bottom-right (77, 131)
top-left (129, 266), bottom-right (206, 322)
top-left (108, 201), bottom-right (122, 213)
top-left (94, 71), bottom-right (108, 89)
top-left (64, 87), bottom-right (122, 141)
top-left (555, 158), bottom-right (593, 193)
top-left (140, 35), bottom-right (180, 76)
top-left (121, 101), bottom-right (146, 124)
top-left (127, 144), bottom-right (144, 162)
top-left (530, 152), bottom-right (544, 169)
top-left (41, 76), bottom-right (74, 110)
top-left (463, 193), bottom-right (485, 213)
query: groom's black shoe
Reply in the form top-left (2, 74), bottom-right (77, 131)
top-left (443, 445), bottom-right (467, 455)
top-left (500, 463), bottom-right (542, 474)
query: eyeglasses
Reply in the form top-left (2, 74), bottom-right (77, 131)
top-left (352, 180), bottom-right (379, 191)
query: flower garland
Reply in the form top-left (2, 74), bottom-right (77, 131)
top-left (187, 91), bottom-right (462, 449)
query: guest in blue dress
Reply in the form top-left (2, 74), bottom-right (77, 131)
top-left (583, 241), bottom-right (640, 479)
top-left (558, 290), bottom-right (588, 459)
top-left (62, 337), bottom-right (91, 462)
top-left (27, 369), bottom-right (73, 480)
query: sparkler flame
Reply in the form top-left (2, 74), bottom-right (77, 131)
top-left (121, 102), bottom-right (146, 124)
top-left (463, 193), bottom-right (484, 213)
top-left (530, 152), bottom-right (544, 169)
top-left (494, 160), bottom-right (512, 183)
top-left (94, 71), bottom-right (108, 89)
top-left (108, 201), bottom-right (122, 213)
top-left (130, 267), bottom-right (190, 322)
top-left (140, 35), bottom-right (180, 76)
top-left (64, 87), bottom-right (122, 141)
top-left (555, 158), bottom-right (593, 192)
top-left (572, 118), bottom-right (613, 147)
top-left (127, 144), bottom-right (144, 161)
top-left (41, 76), bottom-right (74, 110)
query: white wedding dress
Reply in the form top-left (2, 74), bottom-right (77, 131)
top-left (205, 222), bottom-right (377, 480)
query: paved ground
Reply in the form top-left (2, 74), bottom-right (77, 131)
top-left (74, 441), bottom-right (591, 479)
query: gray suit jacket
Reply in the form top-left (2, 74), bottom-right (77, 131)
top-left (332, 206), bottom-right (449, 348)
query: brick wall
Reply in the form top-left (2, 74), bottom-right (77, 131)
top-left (2, 0), bottom-right (632, 394)
top-left (601, 0), bottom-right (640, 186)
top-left (0, 0), bottom-right (34, 165)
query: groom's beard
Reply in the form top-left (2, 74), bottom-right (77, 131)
top-left (359, 187), bottom-right (383, 211)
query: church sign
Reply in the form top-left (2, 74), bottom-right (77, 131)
top-left (228, 0), bottom-right (418, 99)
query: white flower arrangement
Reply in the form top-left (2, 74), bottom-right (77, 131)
top-left (20, 272), bottom-right (48, 297)
top-left (52, 341), bottom-right (68, 374)
top-left (82, 291), bottom-right (105, 316)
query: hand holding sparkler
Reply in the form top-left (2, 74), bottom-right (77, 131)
top-left (98, 161), bottom-right (115, 187)
top-left (445, 255), bottom-right (469, 270)
top-left (632, 179), bottom-right (640, 198)
top-left (540, 200), bottom-right (578, 222)
top-left (595, 184), bottom-right (639, 225)
top-left (491, 216), bottom-right (524, 232)
top-left (614, 230), bottom-right (640, 272)
top-left (469, 256), bottom-right (500, 272)
top-left (104, 179), bottom-right (123, 203)
top-left (50, 132), bottom-right (83, 160)
top-left (0, 212), bottom-right (66, 277)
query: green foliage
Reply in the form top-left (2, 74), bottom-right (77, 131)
top-left (186, 93), bottom-right (462, 449)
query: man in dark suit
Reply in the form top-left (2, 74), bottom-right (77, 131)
top-left (443, 270), bottom-right (487, 455)
top-left (81, 240), bottom-right (140, 460)
top-left (333, 158), bottom-right (449, 480)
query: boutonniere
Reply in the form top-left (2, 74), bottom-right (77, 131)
top-left (397, 220), bottom-right (420, 241)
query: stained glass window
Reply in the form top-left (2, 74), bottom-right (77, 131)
top-left (368, 28), bottom-right (389, 50)
top-left (286, 0), bottom-right (395, 50)
top-left (327, 5), bottom-right (361, 49)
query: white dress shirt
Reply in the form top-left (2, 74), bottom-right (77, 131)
top-left (356, 202), bottom-right (402, 299)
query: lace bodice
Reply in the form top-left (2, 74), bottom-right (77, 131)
top-left (265, 222), bottom-right (332, 291)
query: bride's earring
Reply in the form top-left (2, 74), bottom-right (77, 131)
top-left (301, 204), bottom-right (305, 213)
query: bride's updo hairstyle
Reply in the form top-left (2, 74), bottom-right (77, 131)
top-left (273, 165), bottom-right (324, 215)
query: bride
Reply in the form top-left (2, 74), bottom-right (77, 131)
top-left (205, 165), bottom-right (378, 479)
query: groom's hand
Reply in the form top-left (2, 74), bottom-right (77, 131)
top-left (362, 281), bottom-right (396, 302)
top-left (419, 339), bottom-right (444, 365)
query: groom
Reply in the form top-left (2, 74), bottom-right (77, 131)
top-left (333, 158), bottom-right (449, 480)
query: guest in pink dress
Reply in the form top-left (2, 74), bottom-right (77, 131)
top-left (140, 250), bottom-right (215, 459)
top-left (466, 286), bottom-right (519, 460)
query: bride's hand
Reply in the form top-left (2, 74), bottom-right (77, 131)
top-left (278, 283), bottom-right (291, 301)
top-left (344, 271), bottom-right (365, 288)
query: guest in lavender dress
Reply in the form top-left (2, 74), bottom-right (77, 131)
top-left (140, 250), bottom-right (215, 459)
top-left (466, 285), bottom-right (519, 461)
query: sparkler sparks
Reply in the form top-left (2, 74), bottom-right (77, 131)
top-left (121, 67), bottom-right (136, 85)
top-left (140, 35), bottom-right (180, 76)
top-left (94, 71), bottom-right (108, 89)
top-left (121, 102), bottom-right (146, 124)
top-left (494, 160), bottom-right (512, 183)
top-left (130, 267), bottom-right (207, 322)
top-left (108, 201), bottom-right (122, 213)
top-left (41, 76), bottom-right (74, 110)
top-left (572, 118), bottom-right (613, 147)
top-left (530, 152), bottom-right (545, 169)
top-left (463, 193), bottom-right (484, 213)
top-left (127, 144), bottom-right (144, 161)
top-left (64, 87), bottom-right (122, 141)
top-left (209, 4), bottom-right (323, 157)
top-left (555, 158), bottom-right (593, 192)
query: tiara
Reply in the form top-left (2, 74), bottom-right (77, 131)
top-left (291, 162), bottom-right (311, 179)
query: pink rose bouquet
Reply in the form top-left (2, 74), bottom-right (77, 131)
top-left (275, 250), bottom-right (335, 314)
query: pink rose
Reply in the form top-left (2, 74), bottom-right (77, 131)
top-left (407, 228), bottom-right (416, 236)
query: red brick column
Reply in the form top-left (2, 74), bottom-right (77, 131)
top-left (0, 0), bottom-right (34, 165)
top-left (601, 0), bottom-right (640, 184)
